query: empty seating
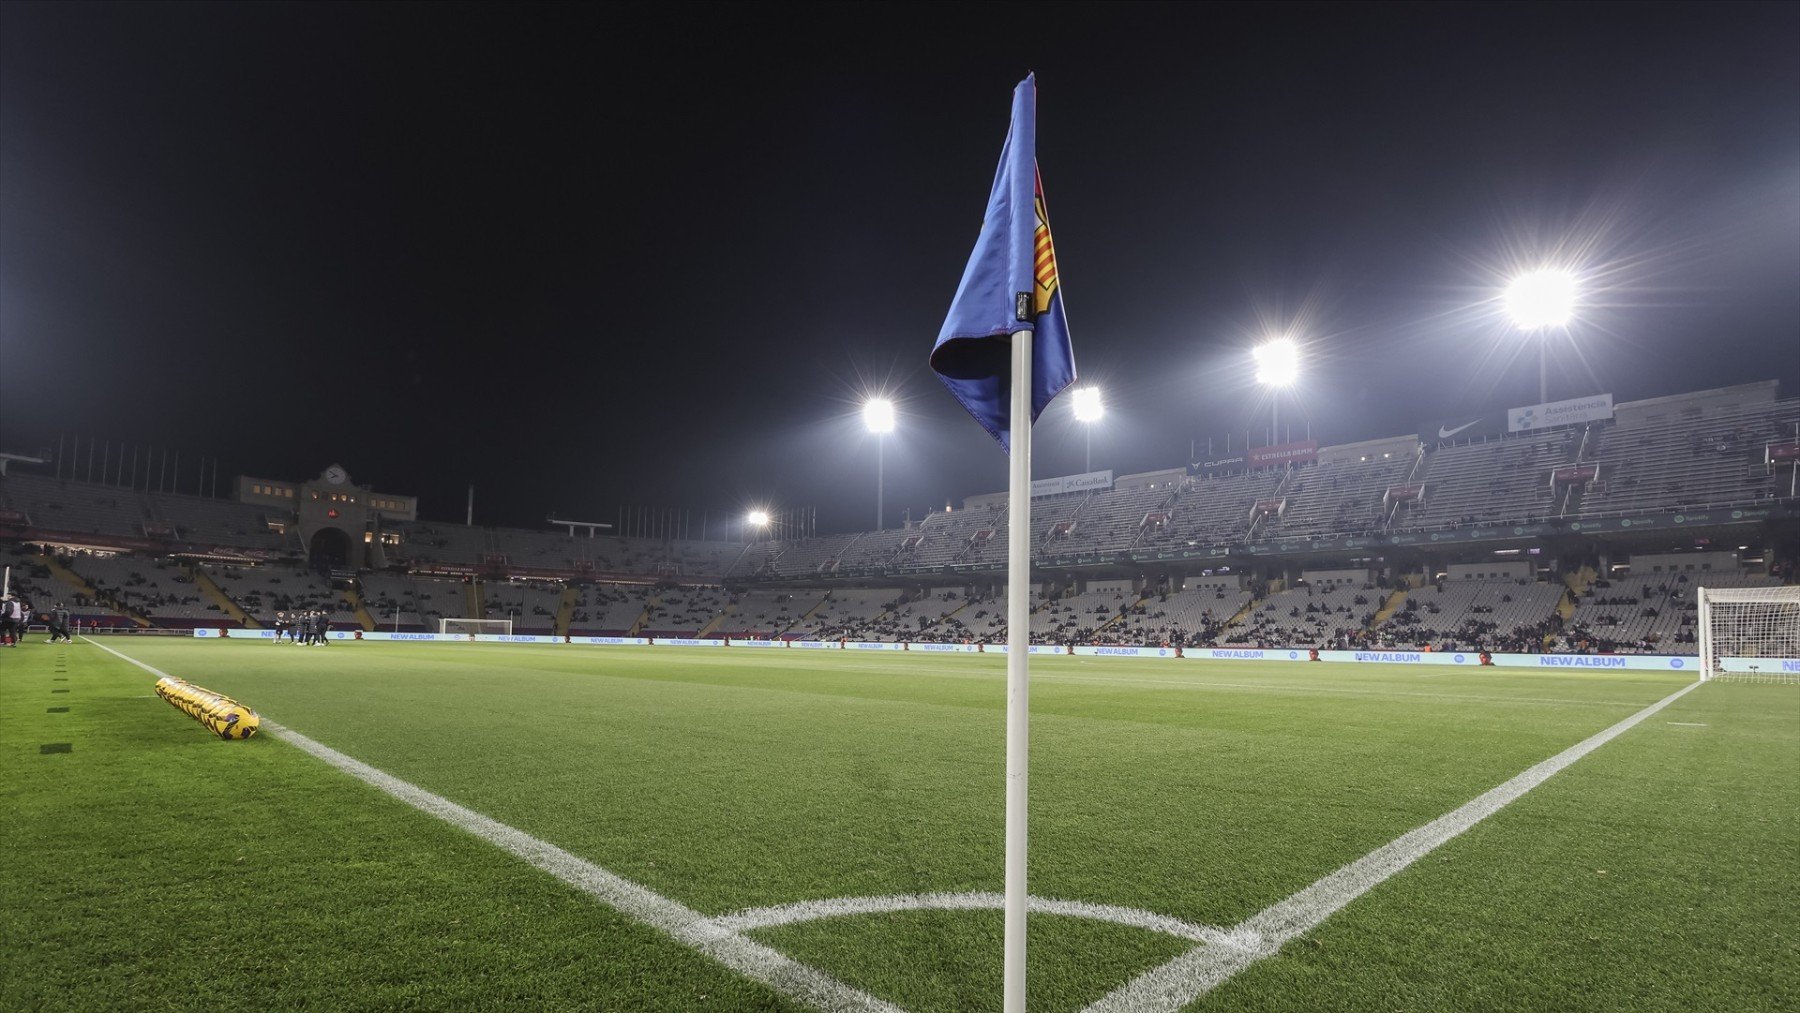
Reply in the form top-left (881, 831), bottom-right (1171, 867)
top-left (205, 563), bottom-right (359, 626)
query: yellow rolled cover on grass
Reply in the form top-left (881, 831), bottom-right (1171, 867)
top-left (153, 676), bottom-right (261, 740)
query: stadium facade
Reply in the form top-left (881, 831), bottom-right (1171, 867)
top-left (3, 382), bottom-right (1795, 653)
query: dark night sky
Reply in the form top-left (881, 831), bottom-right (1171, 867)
top-left (3, 2), bottom-right (1796, 535)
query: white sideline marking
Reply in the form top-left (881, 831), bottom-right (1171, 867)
top-left (83, 638), bottom-right (901, 1013)
top-left (1083, 679), bottom-right (1703, 1013)
top-left (716, 892), bottom-right (1255, 949)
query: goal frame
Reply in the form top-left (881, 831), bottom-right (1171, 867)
top-left (1697, 585), bottom-right (1800, 683)
top-left (439, 618), bottom-right (513, 637)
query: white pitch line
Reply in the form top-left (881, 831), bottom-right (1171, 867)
top-left (1083, 679), bottom-right (1703, 1013)
top-left (715, 891), bottom-right (1255, 949)
top-left (83, 638), bottom-right (901, 1013)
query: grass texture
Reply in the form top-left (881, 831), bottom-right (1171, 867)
top-left (3, 637), bottom-right (1794, 1011)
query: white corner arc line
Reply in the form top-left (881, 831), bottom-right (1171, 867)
top-left (82, 637), bottom-right (902, 1013)
top-left (1082, 679), bottom-right (1704, 1013)
top-left (716, 892), bottom-right (1257, 949)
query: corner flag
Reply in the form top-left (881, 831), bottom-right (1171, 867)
top-left (930, 73), bottom-right (1076, 453)
top-left (928, 74), bottom-right (1076, 1013)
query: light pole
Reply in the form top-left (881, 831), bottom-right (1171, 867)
top-left (1503, 268), bottom-right (1577, 404)
top-left (1252, 337), bottom-right (1300, 445)
top-left (1072, 386), bottom-right (1103, 472)
top-left (863, 398), bottom-right (896, 530)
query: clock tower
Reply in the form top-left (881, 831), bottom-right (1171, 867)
top-left (236, 464), bottom-right (418, 568)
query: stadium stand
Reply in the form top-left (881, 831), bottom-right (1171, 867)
top-left (1156, 472), bottom-right (1286, 548)
top-left (482, 579), bottom-right (565, 634)
top-left (1582, 384), bottom-right (1800, 515)
top-left (204, 563), bottom-right (359, 628)
top-left (906, 589), bottom-right (989, 643)
top-left (1378, 578), bottom-right (1566, 651)
top-left (148, 493), bottom-right (289, 551)
top-left (637, 585), bottom-right (729, 636)
top-left (1030, 589), bottom-right (1139, 640)
top-left (2, 381), bottom-right (1793, 654)
top-left (1, 474), bottom-right (292, 554)
top-left (568, 583), bottom-right (656, 635)
top-left (905, 502), bottom-right (1010, 569)
top-left (1259, 448), bottom-right (1418, 539)
top-left (3, 475), bottom-right (159, 541)
top-left (1555, 570), bottom-right (1784, 653)
top-left (358, 572), bottom-right (473, 631)
top-left (831, 528), bottom-right (919, 574)
top-left (715, 589), bottom-right (824, 638)
top-left (57, 553), bottom-right (212, 626)
top-left (1402, 432), bottom-right (1579, 528)
top-left (790, 587), bottom-right (904, 639)
top-left (1042, 484), bottom-right (1165, 558)
top-left (738, 533), bottom-right (864, 579)
top-left (1228, 578), bottom-right (1383, 648)
top-left (1100, 584), bottom-right (1254, 646)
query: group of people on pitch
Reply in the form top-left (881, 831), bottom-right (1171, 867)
top-left (271, 610), bottom-right (334, 645)
top-left (0, 594), bottom-right (75, 645)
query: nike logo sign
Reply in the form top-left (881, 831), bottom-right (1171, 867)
top-left (1438, 420), bottom-right (1481, 438)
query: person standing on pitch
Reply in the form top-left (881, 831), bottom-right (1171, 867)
top-left (317, 609), bottom-right (331, 646)
top-left (0, 595), bottom-right (20, 647)
top-left (48, 602), bottom-right (73, 644)
top-left (274, 610), bottom-right (288, 644)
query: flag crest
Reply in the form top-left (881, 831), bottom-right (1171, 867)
top-left (930, 74), bottom-right (1076, 453)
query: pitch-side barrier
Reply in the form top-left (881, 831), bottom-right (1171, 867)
top-left (184, 627), bottom-right (1796, 673)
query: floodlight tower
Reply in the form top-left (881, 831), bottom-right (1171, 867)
top-left (1072, 386), bottom-right (1103, 472)
top-left (1252, 337), bottom-right (1300, 445)
top-left (863, 398), bottom-right (896, 530)
top-left (1503, 268), bottom-right (1577, 404)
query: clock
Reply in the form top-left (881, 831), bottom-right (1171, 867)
top-left (324, 465), bottom-right (348, 485)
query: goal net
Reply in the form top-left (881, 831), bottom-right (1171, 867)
top-left (439, 618), bottom-right (513, 637)
top-left (1698, 586), bottom-right (1800, 683)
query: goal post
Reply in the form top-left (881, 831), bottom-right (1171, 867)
top-left (439, 618), bottom-right (513, 637)
top-left (1698, 586), bottom-right (1800, 683)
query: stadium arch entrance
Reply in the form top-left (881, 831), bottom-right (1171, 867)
top-left (308, 526), bottom-right (354, 567)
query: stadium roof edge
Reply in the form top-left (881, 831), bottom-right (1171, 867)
top-left (1615, 379), bottom-right (1779, 414)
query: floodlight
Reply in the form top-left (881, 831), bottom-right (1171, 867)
top-left (746, 509), bottom-right (770, 527)
top-left (1072, 386), bottom-right (1104, 423)
top-left (862, 398), bottom-right (896, 434)
top-left (1252, 338), bottom-right (1300, 387)
top-left (1504, 268), bottom-right (1578, 330)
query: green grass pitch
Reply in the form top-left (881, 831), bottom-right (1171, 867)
top-left (3, 637), bottom-right (1795, 1011)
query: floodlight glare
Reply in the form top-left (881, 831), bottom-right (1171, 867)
top-left (1072, 385), bottom-right (1104, 423)
top-left (1504, 268), bottom-right (1578, 330)
top-left (863, 398), bottom-right (897, 434)
top-left (746, 509), bottom-right (771, 527)
top-left (1252, 338), bottom-right (1301, 387)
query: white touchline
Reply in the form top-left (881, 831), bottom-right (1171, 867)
top-left (1082, 679), bottom-right (1703, 1013)
top-left (83, 638), bottom-right (901, 1013)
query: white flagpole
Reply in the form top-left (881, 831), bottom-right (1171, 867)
top-left (1003, 326), bottom-right (1032, 1012)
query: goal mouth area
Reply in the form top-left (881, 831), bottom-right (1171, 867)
top-left (1697, 586), bottom-right (1800, 684)
top-left (438, 618), bottom-right (514, 637)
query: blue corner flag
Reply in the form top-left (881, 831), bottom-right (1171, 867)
top-left (929, 74), bottom-right (1076, 454)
